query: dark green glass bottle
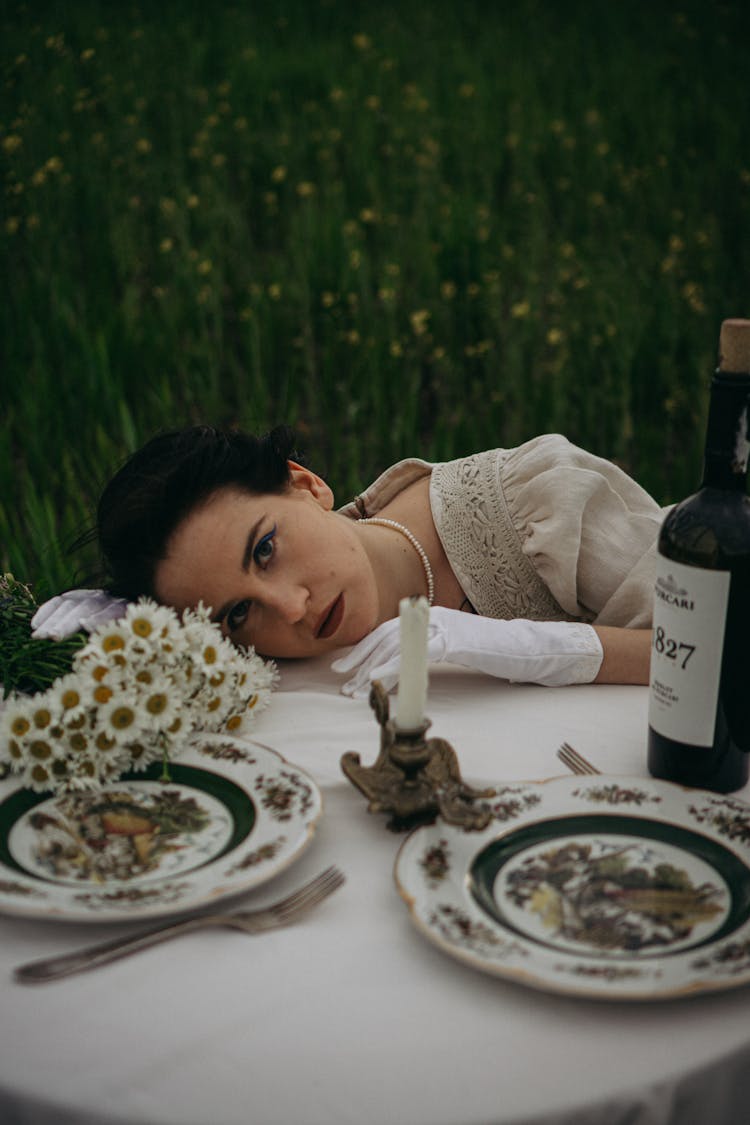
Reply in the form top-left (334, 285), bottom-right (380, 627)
top-left (648, 319), bottom-right (750, 792)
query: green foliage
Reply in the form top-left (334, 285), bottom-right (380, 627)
top-left (0, 575), bottom-right (85, 696)
top-left (2, 0), bottom-right (749, 593)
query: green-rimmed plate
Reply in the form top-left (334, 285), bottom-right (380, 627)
top-left (0, 735), bottom-right (322, 922)
top-left (395, 774), bottom-right (750, 1000)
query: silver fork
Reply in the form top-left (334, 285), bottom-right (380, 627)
top-left (14, 865), bottom-right (345, 984)
top-left (556, 742), bottom-right (602, 776)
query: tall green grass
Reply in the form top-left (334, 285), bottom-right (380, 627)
top-left (2, 0), bottom-right (749, 595)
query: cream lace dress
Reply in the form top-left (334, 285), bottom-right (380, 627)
top-left (338, 434), bottom-right (668, 628)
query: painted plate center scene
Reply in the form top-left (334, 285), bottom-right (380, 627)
top-left (9, 780), bottom-right (237, 887)
top-left (488, 831), bottom-right (731, 958)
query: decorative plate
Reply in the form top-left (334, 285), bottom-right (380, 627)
top-left (0, 735), bottom-right (322, 922)
top-left (394, 775), bottom-right (750, 1000)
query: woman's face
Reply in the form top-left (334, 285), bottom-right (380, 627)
top-left (153, 467), bottom-right (381, 658)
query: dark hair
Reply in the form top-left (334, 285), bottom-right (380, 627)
top-left (97, 424), bottom-right (300, 599)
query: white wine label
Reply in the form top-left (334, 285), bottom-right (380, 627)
top-left (649, 557), bottom-right (730, 745)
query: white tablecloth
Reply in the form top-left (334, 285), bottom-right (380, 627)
top-left (2, 657), bottom-right (750, 1125)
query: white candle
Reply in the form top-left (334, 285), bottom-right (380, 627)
top-left (395, 595), bottom-right (430, 730)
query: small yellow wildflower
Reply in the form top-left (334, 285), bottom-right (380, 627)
top-left (410, 309), bottom-right (430, 337)
top-left (268, 283), bottom-right (282, 300)
top-left (511, 300), bottom-right (531, 319)
top-left (135, 137), bottom-right (152, 154)
top-left (197, 259), bottom-right (212, 275)
top-left (296, 181), bottom-right (316, 197)
top-left (352, 33), bottom-right (372, 50)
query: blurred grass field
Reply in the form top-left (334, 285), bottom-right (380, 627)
top-left (2, 0), bottom-right (749, 596)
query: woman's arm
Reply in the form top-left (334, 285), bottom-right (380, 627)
top-left (593, 627), bottom-right (652, 685)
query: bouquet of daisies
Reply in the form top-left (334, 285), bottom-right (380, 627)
top-left (0, 598), bottom-right (277, 794)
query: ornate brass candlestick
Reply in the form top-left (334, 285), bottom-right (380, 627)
top-left (340, 681), bottom-right (496, 831)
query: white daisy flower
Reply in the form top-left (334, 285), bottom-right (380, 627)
top-left (139, 685), bottom-right (181, 732)
top-left (50, 672), bottom-right (88, 723)
top-left (123, 598), bottom-right (178, 643)
top-left (97, 694), bottom-right (145, 745)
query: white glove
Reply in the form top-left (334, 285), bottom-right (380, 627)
top-left (331, 607), bottom-right (603, 697)
top-left (30, 589), bottom-right (129, 640)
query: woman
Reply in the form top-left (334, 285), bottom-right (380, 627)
top-left (32, 425), bottom-right (665, 692)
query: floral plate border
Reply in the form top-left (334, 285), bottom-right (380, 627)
top-left (394, 774), bottom-right (750, 1001)
top-left (0, 734), bottom-right (322, 922)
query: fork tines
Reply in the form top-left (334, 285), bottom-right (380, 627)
top-left (556, 742), bottom-right (601, 776)
top-left (272, 866), bottom-right (346, 921)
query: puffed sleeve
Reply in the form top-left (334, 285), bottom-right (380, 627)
top-left (502, 435), bottom-right (668, 627)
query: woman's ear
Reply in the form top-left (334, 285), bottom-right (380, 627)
top-left (287, 461), bottom-right (334, 510)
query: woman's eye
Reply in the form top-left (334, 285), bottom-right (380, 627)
top-left (253, 526), bottom-right (276, 567)
top-left (227, 599), bottom-right (251, 633)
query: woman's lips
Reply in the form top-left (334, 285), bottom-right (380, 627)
top-left (317, 594), bottom-right (345, 640)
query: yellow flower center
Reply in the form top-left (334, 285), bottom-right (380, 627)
top-left (33, 708), bottom-right (52, 728)
top-left (110, 706), bottom-right (136, 730)
top-left (30, 739), bottom-right (52, 760)
top-left (11, 716), bottom-right (30, 736)
top-left (131, 617), bottom-right (153, 637)
top-left (93, 685), bottom-right (113, 704)
top-left (102, 633), bottom-right (126, 652)
top-left (146, 693), bottom-right (168, 715)
top-left (225, 715), bottom-right (242, 731)
top-left (61, 689), bottom-right (81, 710)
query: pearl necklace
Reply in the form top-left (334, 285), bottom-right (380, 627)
top-left (360, 517), bottom-right (435, 606)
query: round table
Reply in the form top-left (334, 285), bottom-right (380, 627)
top-left (1, 655), bottom-right (750, 1125)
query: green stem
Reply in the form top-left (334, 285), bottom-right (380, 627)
top-left (159, 739), bottom-right (172, 783)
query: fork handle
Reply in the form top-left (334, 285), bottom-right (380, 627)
top-left (14, 914), bottom-right (215, 983)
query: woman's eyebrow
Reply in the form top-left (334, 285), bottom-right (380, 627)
top-left (212, 517), bottom-right (266, 624)
top-left (241, 517), bottom-right (266, 571)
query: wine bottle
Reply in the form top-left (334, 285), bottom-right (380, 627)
top-left (647, 318), bottom-right (750, 792)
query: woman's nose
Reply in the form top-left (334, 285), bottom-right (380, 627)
top-left (266, 582), bottom-right (309, 625)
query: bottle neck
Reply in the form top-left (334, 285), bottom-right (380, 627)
top-left (701, 371), bottom-right (750, 491)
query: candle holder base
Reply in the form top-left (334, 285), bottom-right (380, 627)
top-left (340, 682), bottom-right (496, 832)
